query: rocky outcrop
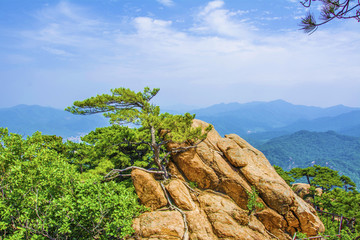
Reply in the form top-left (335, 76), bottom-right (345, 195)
top-left (292, 183), bottom-right (323, 202)
top-left (131, 169), bottom-right (167, 211)
top-left (131, 120), bottom-right (324, 240)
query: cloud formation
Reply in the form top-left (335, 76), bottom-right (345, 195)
top-left (156, 0), bottom-right (174, 7)
top-left (2, 1), bottom-right (360, 108)
top-left (191, 1), bottom-right (254, 38)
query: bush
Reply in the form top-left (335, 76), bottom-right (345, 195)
top-left (0, 129), bottom-right (146, 239)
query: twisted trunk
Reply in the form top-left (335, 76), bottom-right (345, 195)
top-left (151, 125), bottom-right (168, 178)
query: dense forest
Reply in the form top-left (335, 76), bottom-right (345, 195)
top-left (258, 130), bottom-right (360, 186)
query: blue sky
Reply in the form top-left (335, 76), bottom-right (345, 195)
top-left (1, 0), bottom-right (359, 109)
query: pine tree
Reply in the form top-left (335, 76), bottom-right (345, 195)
top-left (66, 87), bottom-right (211, 179)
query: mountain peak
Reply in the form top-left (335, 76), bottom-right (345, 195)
top-left (269, 99), bottom-right (289, 104)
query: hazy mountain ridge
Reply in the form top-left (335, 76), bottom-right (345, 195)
top-left (256, 130), bottom-right (360, 186)
top-left (279, 110), bottom-right (360, 136)
top-left (0, 104), bottom-right (109, 138)
top-left (1, 102), bottom-right (360, 185)
top-left (190, 100), bottom-right (360, 138)
top-left (1, 100), bottom-right (359, 139)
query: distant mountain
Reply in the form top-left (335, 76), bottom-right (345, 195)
top-left (190, 100), bottom-right (360, 139)
top-left (161, 104), bottom-right (201, 115)
top-left (2, 100), bottom-right (360, 144)
top-left (194, 100), bottom-right (357, 120)
top-left (189, 101), bottom-right (360, 186)
top-left (257, 130), bottom-right (360, 186)
top-left (2, 103), bottom-right (360, 185)
top-left (0, 105), bottom-right (109, 138)
top-left (245, 110), bottom-right (360, 145)
top-left (279, 110), bottom-right (360, 136)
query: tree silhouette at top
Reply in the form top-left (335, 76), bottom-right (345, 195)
top-left (300, 0), bottom-right (360, 33)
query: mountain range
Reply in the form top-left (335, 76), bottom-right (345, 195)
top-left (1, 101), bottom-right (360, 186)
top-left (188, 100), bottom-right (360, 143)
top-left (0, 104), bottom-right (108, 139)
top-left (1, 100), bottom-right (360, 141)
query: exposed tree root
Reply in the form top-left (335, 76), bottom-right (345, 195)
top-left (160, 182), bottom-right (189, 240)
top-left (104, 166), bottom-right (164, 181)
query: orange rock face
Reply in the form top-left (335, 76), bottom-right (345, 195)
top-left (133, 211), bottom-right (185, 239)
top-left (131, 120), bottom-right (324, 240)
top-left (165, 179), bottom-right (196, 211)
top-left (131, 169), bottom-right (167, 211)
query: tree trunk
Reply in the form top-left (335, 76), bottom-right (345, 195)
top-left (151, 126), bottom-right (160, 167)
top-left (151, 125), bottom-right (168, 178)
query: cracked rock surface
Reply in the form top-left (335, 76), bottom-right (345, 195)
top-left (131, 120), bottom-right (324, 240)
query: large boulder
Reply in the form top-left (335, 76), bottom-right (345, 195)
top-left (131, 120), bottom-right (324, 240)
top-left (132, 211), bottom-right (185, 239)
top-left (131, 169), bottom-right (167, 211)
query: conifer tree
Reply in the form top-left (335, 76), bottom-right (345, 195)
top-left (66, 87), bottom-right (211, 179)
top-left (290, 165), bottom-right (345, 191)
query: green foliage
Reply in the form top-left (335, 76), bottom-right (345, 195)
top-left (67, 125), bottom-right (152, 174)
top-left (66, 87), bottom-right (160, 124)
top-left (294, 231), bottom-right (307, 239)
top-left (66, 87), bottom-right (211, 177)
top-left (0, 87), bottom-right (213, 239)
top-left (319, 214), bottom-right (359, 240)
top-left (289, 165), bottom-right (351, 191)
top-left (66, 87), bottom-right (208, 144)
top-left (0, 129), bottom-right (146, 239)
top-left (318, 188), bottom-right (360, 221)
top-left (340, 175), bottom-right (356, 192)
top-left (258, 130), bottom-right (360, 187)
top-left (188, 181), bottom-right (198, 189)
top-left (246, 186), bottom-right (264, 214)
top-left (274, 165), bottom-right (294, 186)
top-left (276, 164), bottom-right (360, 237)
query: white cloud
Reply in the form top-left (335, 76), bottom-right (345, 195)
top-left (156, 0), bottom-right (174, 7)
top-left (199, 0), bottom-right (224, 16)
top-left (21, 1), bottom-right (112, 60)
top-left (35, 1), bottom-right (100, 31)
top-left (192, 1), bottom-right (255, 38)
top-left (8, 1), bottom-right (360, 108)
top-left (133, 17), bottom-right (172, 34)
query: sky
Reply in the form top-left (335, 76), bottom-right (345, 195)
top-left (0, 0), bottom-right (359, 110)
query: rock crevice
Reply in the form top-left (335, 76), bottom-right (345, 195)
top-left (132, 120), bottom-right (324, 240)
